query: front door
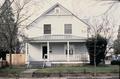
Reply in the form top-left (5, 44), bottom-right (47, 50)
top-left (42, 46), bottom-right (47, 59)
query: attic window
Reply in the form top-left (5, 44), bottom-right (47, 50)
top-left (55, 7), bottom-right (60, 14)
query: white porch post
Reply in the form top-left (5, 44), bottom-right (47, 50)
top-left (25, 43), bottom-right (28, 63)
top-left (25, 43), bottom-right (29, 67)
top-left (47, 41), bottom-right (50, 61)
top-left (67, 41), bottom-right (70, 62)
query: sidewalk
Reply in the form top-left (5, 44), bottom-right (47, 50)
top-left (22, 69), bottom-right (38, 73)
top-left (18, 69), bottom-right (119, 79)
top-left (20, 69), bottom-right (38, 77)
top-left (0, 77), bottom-right (67, 79)
top-left (0, 76), bottom-right (119, 79)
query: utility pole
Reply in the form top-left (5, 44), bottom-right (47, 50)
top-left (94, 34), bottom-right (97, 78)
top-left (119, 60), bottom-right (120, 79)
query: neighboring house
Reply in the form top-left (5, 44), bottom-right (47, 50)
top-left (25, 3), bottom-right (89, 66)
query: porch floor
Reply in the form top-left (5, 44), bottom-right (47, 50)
top-left (28, 61), bottom-right (90, 68)
top-left (51, 61), bottom-right (89, 64)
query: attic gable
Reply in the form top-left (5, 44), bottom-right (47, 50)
top-left (27, 3), bottom-right (89, 29)
top-left (43, 3), bottom-right (72, 16)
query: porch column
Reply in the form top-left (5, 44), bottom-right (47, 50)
top-left (25, 43), bottom-right (29, 67)
top-left (25, 43), bottom-right (28, 64)
top-left (67, 41), bottom-right (70, 62)
top-left (47, 41), bottom-right (50, 61)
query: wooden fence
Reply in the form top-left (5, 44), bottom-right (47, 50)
top-left (6, 54), bottom-right (25, 66)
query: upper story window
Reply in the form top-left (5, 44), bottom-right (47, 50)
top-left (44, 24), bottom-right (51, 34)
top-left (64, 24), bottom-right (72, 34)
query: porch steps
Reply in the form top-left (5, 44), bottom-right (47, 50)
top-left (28, 61), bottom-right (89, 68)
top-left (29, 61), bottom-right (45, 68)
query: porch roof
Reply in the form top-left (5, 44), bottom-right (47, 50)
top-left (26, 35), bottom-right (87, 42)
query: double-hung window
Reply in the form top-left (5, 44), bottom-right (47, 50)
top-left (64, 24), bottom-right (72, 34)
top-left (44, 24), bottom-right (51, 34)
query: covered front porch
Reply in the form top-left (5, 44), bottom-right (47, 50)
top-left (26, 35), bottom-right (89, 64)
top-left (42, 42), bottom-right (89, 62)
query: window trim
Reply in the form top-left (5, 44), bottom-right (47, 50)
top-left (44, 24), bottom-right (51, 34)
top-left (64, 24), bottom-right (72, 34)
top-left (64, 45), bottom-right (74, 55)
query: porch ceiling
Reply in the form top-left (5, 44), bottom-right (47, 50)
top-left (27, 35), bottom-right (87, 43)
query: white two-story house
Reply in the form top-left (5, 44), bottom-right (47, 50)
top-left (25, 3), bottom-right (89, 65)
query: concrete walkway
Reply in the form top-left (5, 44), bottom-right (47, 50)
top-left (0, 76), bottom-right (119, 79)
top-left (22, 69), bottom-right (38, 73)
top-left (0, 78), bottom-right (66, 79)
top-left (19, 69), bottom-right (119, 79)
top-left (21, 69), bottom-right (38, 77)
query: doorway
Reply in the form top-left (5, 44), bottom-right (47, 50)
top-left (42, 46), bottom-right (47, 59)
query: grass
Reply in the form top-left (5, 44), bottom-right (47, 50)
top-left (36, 65), bottom-right (119, 74)
top-left (0, 66), bottom-right (25, 74)
top-left (0, 65), bottom-right (119, 75)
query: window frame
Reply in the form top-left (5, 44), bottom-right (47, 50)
top-left (64, 45), bottom-right (74, 55)
top-left (44, 24), bottom-right (51, 34)
top-left (64, 24), bottom-right (72, 34)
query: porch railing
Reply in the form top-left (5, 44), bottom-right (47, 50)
top-left (49, 53), bottom-right (89, 62)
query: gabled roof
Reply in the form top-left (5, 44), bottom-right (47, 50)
top-left (40, 3), bottom-right (72, 16)
top-left (26, 3), bottom-right (89, 29)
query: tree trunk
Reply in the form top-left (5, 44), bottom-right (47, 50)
top-left (9, 43), bottom-right (14, 68)
top-left (9, 52), bottom-right (12, 68)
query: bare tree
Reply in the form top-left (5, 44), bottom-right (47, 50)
top-left (95, 0), bottom-right (120, 15)
top-left (113, 26), bottom-right (120, 55)
top-left (0, 0), bottom-right (32, 67)
top-left (85, 15), bottom-right (115, 77)
top-left (87, 15), bottom-right (115, 57)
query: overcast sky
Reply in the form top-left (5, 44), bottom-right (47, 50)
top-left (0, 0), bottom-right (119, 24)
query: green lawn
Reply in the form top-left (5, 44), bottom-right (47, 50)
top-left (0, 66), bottom-right (25, 74)
top-left (0, 65), bottom-right (119, 74)
top-left (36, 65), bottom-right (119, 73)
